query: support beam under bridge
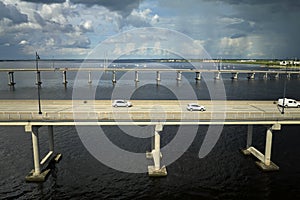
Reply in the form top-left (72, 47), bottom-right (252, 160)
top-left (241, 124), bottom-right (280, 171)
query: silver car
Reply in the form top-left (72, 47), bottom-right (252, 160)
top-left (112, 100), bottom-right (132, 107)
top-left (186, 103), bottom-right (206, 111)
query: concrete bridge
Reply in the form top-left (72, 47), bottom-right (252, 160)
top-left (3, 67), bottom-right (300, 86)
top-left (0, 100), bottom-right (300, 181)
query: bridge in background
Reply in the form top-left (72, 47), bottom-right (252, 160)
top-left (2, 67), bottom-right (300, 86)
top-left (0, 100), bottom-right (300, 181)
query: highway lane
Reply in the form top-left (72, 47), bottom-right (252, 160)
top-left (0, 100), bottom-right (299, 122)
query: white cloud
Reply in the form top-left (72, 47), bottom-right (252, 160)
top-left (80, 20), bottom-right (93, 32)
top-left (215, 36), bottom-right (267, 58)
top-left (123, 8), bottom-right (160, 29)
top-left (19, 40), bottom-right (28, 45)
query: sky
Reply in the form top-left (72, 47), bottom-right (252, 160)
top-left (0, 0), bottom-right (299, 59)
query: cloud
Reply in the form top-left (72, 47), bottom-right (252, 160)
top-left (0, 1), bottom-right (28, 24)
top-left (0, 0), bottom-right (163, 59)
top-left (79, 20), bottom-right (93, 32)
top-left (74, 0), bottom-right (141, 16)
top-left (19, 40), bottom-right (29, 45)
top-left (230, 33), bottom-right (247, 39)
top-left (217, 36), bottom-right (255, 58)
top-left (1, 0), bottom-right (300, 59)
top-left (125, 9), bottom-right (159, 28)
top-left (0, 0), bottom-right (94, 58)
top-left (20, 0), bottom-right (142, 17)
top-left (213, 0), bottom-right (300, 7)
top-left (226, 21), bottom-right (255, 33)
top-left (20, 0), bottom-right (65, 3)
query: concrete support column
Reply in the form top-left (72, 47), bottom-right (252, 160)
top-left (88, 71), bottom-right (92, 84)
top-left (231, 72), bottom-right (238, 79)
top-left (25, 125), bottom-right (58, 182)
top-left (246, 125), bottom-right (253, 148)
top-left (36, 71), bottom-right (42, 85)
top-left (248, 73), bottom-right (255, 80)
top-left (275, 73), bottom-right (279, 79)
top-left (287, 73), bottom-right (291, 80)
top-left (156, 71), bottom-right (161, 82)
top-left (263, 73), bottom-right (268, 79)
top-left (154, 130), bottom-right (161, 170)
top-left (176, 71), bottom-right (182, 81)
top-left (7, 72), bottom-right (16, 86)
top-left (241, 124), bottom-right (279, 171)
top-left (146, 124), bottom-right (167, 176)
top-left (214, 71), bottom-right (220, 80)
top-left (195, 72), bottom-right (201, 81)
top-left (264, 128), bottom-right (272, 166)
top-left (31, 127), bottom-right (41, 176)
top-left (48, 125), bottom-right (54, 152)
top-left (135, 71), bottom-right (139, 82)
top-left (112, 71), bottom-right (116, 84)
top-left (62, 71), bottom-right (68, 85)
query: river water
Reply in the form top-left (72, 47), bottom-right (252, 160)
top-left (0, 60), bottom-right (300, 199)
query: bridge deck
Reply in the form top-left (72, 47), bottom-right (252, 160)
top-left (0, 100), bottom-right (299, 123)
top-left (1, 67), bottom-right (300, 74)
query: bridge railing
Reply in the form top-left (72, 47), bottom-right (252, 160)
top-left (0, 111), bottom-right (299, 122)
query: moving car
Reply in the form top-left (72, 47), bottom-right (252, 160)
top-left (112, 100), bottom-right (132, 107)
top-left (186, 103), bottom-right (206, 111)
top-left (278, 98), bottom-right (300, 108)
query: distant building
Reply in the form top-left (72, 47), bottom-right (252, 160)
top-left (280, 60), bottom-right (300, 66)
top-left (280, 61), bottom-right (288, 65)
top-left (240, 59), bottom-right (256, 62)
top-left (294, 61), bottom-right (300, 65)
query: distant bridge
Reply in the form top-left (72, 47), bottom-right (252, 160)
top-left (2, 67), bottom-right (300, 86)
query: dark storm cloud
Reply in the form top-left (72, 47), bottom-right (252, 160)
top-left (213, 0), bottom-right (300, 6)
top-left (20, 0), bottom-right (65, 3)
top-left (21, 0), bottom-right (141, 17)
top-left (33, 12), bottom-right (46, 26)
top-left (0, 1), bottom-right (28, 24)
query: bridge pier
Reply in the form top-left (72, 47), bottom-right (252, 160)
top-left (36, 71), bottom-right (42, 85)
top-left (231, 72), bottom-right (238, 79)
top-left (176, 71), bottom-right (182, 81)
top-left (112, 71), bottom-right (117, 84)
top-left (263, 73), bottom-right (268, 80)
top-left (25, 125), bottom-right (61, 182)
top-left (7, 72), bottom-right (16, 86)
top-left (214, 71), bottom-right (220, 80)
top-left (275, 73), bottom-right (280, 79)
top-left (195, 72), bottom-right (201, 81)
top-left (62, 71), bottom-right (68, 85)
top-left (241, 124), bottom-right (280, 171)
top-left (156, 71), bottom-right (161, 83)
top-left (88, 71), bottom-right (92, 84)
top-left (287, 73), bottom-right (291, 80)
top-left (247, 73), bottom-right (255, 80)
top-left (146, 124), bottom-right (167, 177)
top-left (135, 71), bottom-right (139, 82)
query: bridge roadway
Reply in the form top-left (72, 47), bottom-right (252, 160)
top-left (0, 100), bottom-right (299, 123)
top-left (1, 67), bottom-right (300, 74)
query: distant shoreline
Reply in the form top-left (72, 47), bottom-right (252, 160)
top-left (0, 59), bottom-right (299, 69)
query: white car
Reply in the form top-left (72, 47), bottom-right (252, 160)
top-left (112, 100), bottom-right (132, 107)
top-left (278, 98), bottom-right (300, 108)
top-left (186, 103), bottom-right (206, 111)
